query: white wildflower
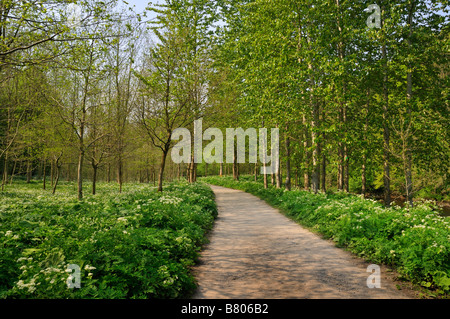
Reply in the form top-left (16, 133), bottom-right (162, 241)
top-left (84, 265), bottom-right (96, 271)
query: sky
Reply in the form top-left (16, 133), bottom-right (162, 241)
top-left (122, 0), bottom-right (164, 15)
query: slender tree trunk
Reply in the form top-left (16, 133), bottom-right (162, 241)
top-left (404, 2), bottom-right (415, 208)
top-left (52, 153), bottom-right (62, 195)
top-left (233, 143), bottom-right (238, 181)
top-left (117, 155), bottom-right (123, 193)
top-left (26, 159), bottom-right (31, 183)
top-left (77, 149), bottom-right (84, 200)
top-left (158, 148), bottom-right (169, 192)
top-left (382, 30), bottom-right (391, 207)
top-left (42, 158), bottom-right (46, 190)
top-left (189, 155), bottom-right (195, 183)
top-left (276, 162), bottom-right (282, 189)
top-left (361, 160), bottom-right (367, 197)
top-left (336, 0), bottom-right (346, 192)
top-left (285, 130), bottom-right (291, 191)
top-left (303, 114), bottom-right (310, 190)
top-left (343, 106), bottom-right (349, 193)
top-left (107, 162), bottom-right (111, 183)
top-left (362, 88), bottom-right (370, 198)
top-left (52, 164), bottom-right (61, 195)
top-left (275, 123), bottom-right (282, 188)
top-left (321, 109), bottom-right (326, 192)
top-left (92, 163), bottom-right (98, 195)
top-left (50, 159), bottom-right (54, 188)
top-left (9, 159), bottom-right (17, 185)
top-left (1, 152), bottom-right (7, 191)
top-left (338, 142), bottom-right (343, 190)
top-left (311, 104), bottom-right (320, 194)
top-left (321, 151), bottom-right (326, 192)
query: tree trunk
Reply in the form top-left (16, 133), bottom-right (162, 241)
top-left (26, 159), bottom-right (31, 183)
top-left (9, 159), bottom-right (17, 185)
top-left (107, 162), bottom-right (111, 183)
top-left (285, 131), bottom-right (291, 190)
top-left (303, 114), bottom-right (310, 190)
top-left (338, 105), bottom-right (345, 191)
top-left (362, 88), bottom-right (370, 198)
top-left (50, 159), bottom-right (54, 188)
top-left (343, 107), bottom-right (349, 193)
top-left (52, 165), bottom-right (60, 195)
top-left (43, 158), bottom-right (46, 190)
top-left (77, 149), bottom-right (84, 200)
top-left (311, 105), bottom-right (320, 194)
top-left (1, 152), bottom-right (7, 191)
top-left (233, 144), bottom-right (238, 181)
top-left (321, 151), bottom-right (326, 192)
top-left (382, 24), bottom-right (391, 207)
top-left (361, 160), bottom-right (367, 198)
top-left (189, 155), bottom-right (195, 183)
top-left (158, 148), bottom-right (169, 192)
top-left (404, 2), bottom-right (415, 208)
top-left (117, 155), bottom-right (123, 193)
top-left (276, 162), bottom-right (282, 188)
top-left (92, 163), bottom-right (98, 195)
top-left (52, 153), bottom-right (62, 195)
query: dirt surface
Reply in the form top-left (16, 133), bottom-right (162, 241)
top-left (192, 185), bottom-right (418, 299)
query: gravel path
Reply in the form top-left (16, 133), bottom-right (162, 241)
top-left (192, 185), bottom-right (416, 299)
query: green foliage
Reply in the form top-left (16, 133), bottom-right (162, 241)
top-left (0, 181), bottom-right (217, 299)
top-left (203, 176), bottom-right (450, 296)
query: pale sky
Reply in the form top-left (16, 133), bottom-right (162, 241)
top-left (121, 0), bottom-right (164, 15)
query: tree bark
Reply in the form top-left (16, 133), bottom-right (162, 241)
top-left (9, 158), bottom-right (17, 185)
top-left (285, 131), bottom-right (291, 191)
top-left (117, 157), bottom-right (123, 193)
top-left (1, 152), bottom-right (7, 191)
top-left (404, 1), bottom-right (415, 208)
top-left (42, 158), bottom-right (46, 190)
top-left (362, 88), bottom-right (370, 198)
top-left (303, 114), bottom-right (310, 191)
top-left (233, 143), bottom-right (239, 181)
top-left (26, 159), bottom-right (31, 183)
top-left (158, 148), bottom-right (169, 192)
top-left (381, 10), bottom-right (391, 207)
top-left (77, 149), bottom-right (84, 200)
top-left (92, 163), bottom-right (98, 195)
top-left (52, 153), bottom-right (62, 195)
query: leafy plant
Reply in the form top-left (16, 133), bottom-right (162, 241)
top-left (0, 181), bottom-right (217, 299)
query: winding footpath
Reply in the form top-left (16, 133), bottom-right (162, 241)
top-left (192, 185), bottom-right (416, 299)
